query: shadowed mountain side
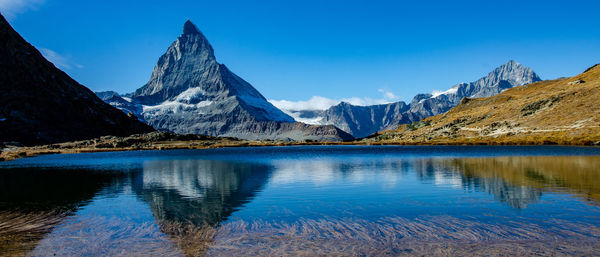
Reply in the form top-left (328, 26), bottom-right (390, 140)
top-left (0, 14), bottom-right (154, 146)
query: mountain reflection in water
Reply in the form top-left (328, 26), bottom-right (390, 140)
top-left (0, 147), bottom-right (598, 256)
top-left (442, 156), bottom-right (600, 206)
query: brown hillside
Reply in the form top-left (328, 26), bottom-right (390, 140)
top-left (369, 64), bottom-right (600, 145)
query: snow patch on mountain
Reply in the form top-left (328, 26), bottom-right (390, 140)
top-left (142, 100), bottom-right (214, 115)
top-left (431, 86), bottom-right (459, 98)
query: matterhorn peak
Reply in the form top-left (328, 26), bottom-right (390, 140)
top-left (182, 20), bottom-right (201, 35)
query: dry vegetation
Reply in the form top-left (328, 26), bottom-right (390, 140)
top-left (368, 64), bottom-right (600, 145)
top-left (0, 132), bottom-right (351, 161)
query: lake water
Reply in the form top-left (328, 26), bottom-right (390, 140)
top-left (1, 146), bottom-right (600, 256)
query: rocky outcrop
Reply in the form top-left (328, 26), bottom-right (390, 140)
top-left (101, 21), bottom-right (352, 141)
top-left (0, 14), bottom-right (154, 146)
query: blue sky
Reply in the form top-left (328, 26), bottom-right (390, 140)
top-left (2, 0), bottom-right (600, 109)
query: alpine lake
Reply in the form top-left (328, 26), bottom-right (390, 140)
top-left (1, 146), bottom-right (599, 256)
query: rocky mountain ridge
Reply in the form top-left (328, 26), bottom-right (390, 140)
top-left (283, 60), bottom-right (541, 138)
top-left (99, 21), bottom-right (352, 142)
top-left (369, 63), bottom-right (600, 145)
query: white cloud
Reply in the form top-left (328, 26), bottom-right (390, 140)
top-left (269, 88), bottom-right (400, 112)
top-left (378, 88), bottom-right (398, 99)
top-left (40, 48), bottom-right (83, 70)
top-left (0, 0), bottom-right (45, 19)
top-left (269, 96), bottom-right (338, 111)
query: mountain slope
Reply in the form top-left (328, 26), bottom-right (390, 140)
top-left (96, 91), bottom-right (144, 120)
top-left (282, 60), bottom-right (541, 138)
top-left (107, 21), bottom-right (352, 141)
top-left (402, 60), bottom-right (541, 126)
top-left (318, 101), bottom-right (409, 138)
top-left (369, 64), bottom-right (600, 145)
top-left (0, 14), bottom-right (154, 146)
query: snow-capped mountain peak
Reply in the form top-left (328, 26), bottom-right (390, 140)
top-left (99, 20), bottom-right (352, 141)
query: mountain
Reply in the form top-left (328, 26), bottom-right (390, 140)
top-left (100, 21), bottom-right (352, 142)
top-left (96, 91), bottom-right (144, 120)
top-left (284, 60), bottom-right (541, 138)
top-left (401, 60), bottom-right (541, 126)
top-left (369, 64), bottom-right (600, 145)
top-left (0, 14), bottom-right (154, 146)
top-left (317, 101), bottom-right (409, 138)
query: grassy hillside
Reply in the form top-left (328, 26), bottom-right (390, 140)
top-left (368, 64), bottom-right (600, 145)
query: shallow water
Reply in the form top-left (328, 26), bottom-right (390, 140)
top-left (1, 146), bottom-right (600, 256)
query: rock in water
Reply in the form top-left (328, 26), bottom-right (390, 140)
top-left (0, 14), bottom-right (154, 146)
top-left (124, 20), bottom-right (352, 141)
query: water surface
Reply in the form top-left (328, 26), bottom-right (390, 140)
top-left (1, 146), bottom-right (599, 256)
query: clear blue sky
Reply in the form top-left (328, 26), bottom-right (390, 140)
top-left (3, 0), bottom-right (600, 104)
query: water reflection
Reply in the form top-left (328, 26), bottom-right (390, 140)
top-left (412, 159), bottom-right (542, 208)
top-left (133, 160), bottom-right (271, 225)
top-left (131, 160), bottom-right (272, 256)
top-left (0, 168), bottom-right (126, 255)
top-left (442, 156), bottom-right (600, 205)
top-left (0, 149), bottom-right (599, 256)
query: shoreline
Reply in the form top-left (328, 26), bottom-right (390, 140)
top-left (2, 132), bottom-right (599, 162)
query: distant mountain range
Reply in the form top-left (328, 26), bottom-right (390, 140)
top-left (279, 60), bottom-right (541, 138)
top-left (98, 21), bottom-right (352, 142)
top-left (0, 14), bottom-right (153, 146)
top-left (97, 21), bottom-right (540, 141)
top-left (370, 64), bottom-right (600, 145)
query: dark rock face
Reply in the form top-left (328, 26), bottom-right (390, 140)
top-left (301, 60), bottom-right (541, 138)
top-left (105, 21), bottom-right (352, 141)
top-left (0, 14), bottom-right (154, 146)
